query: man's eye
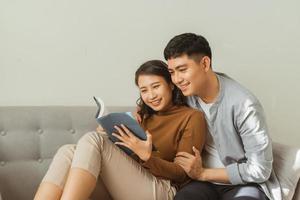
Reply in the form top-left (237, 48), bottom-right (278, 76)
top-left (179, 68), bottom-right (187, 72)
top-left (169, 71), bottom-right (174, 74)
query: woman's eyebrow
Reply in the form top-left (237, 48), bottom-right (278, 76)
top-left (150, 81), bottom-right (161, 86)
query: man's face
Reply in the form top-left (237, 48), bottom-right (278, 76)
top-left (167, 54), bottom-right (209, 96)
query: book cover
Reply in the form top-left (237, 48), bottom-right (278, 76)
top-left (93, 96), bottom-right (147, 155)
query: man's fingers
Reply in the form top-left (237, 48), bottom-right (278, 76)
top-left (193, 146), bottom-right (201, 157)
top-left (145, 130), bottom-right (152, 141)
top-left (174, 156), bottom-right (192, 165)
top-left (176, 152), bottom-right (195, 159)
top-left (133, 109), bottom-right (142, 124)
top-left (174, 158), bottom-right (186, 166)
top-left (174, 159), bottom-right (189, 171)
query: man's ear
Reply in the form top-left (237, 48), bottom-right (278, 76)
top-left (202, 56), bottom-right (211, 72)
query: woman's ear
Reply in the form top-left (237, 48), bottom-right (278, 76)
top-left (170, 84), bottom-right (175, 90)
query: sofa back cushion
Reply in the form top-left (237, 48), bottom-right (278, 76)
top-left (0, 106), bottom-right (134, 200)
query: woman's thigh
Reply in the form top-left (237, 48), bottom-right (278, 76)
top-left (75, 131), bottom-right (176, 200)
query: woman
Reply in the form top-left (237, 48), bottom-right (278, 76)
top-left (34, 60), bottom-right (207, 200)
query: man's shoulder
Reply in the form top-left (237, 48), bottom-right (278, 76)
top-left (217, 72), bottom-right (260, 105)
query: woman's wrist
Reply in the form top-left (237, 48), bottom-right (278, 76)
top-left (140, 151), bottom-right (152, 162)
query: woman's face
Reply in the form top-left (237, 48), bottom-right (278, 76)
top-left (138, 74), bottom-right (173, 112)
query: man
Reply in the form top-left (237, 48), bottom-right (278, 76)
top-left (164, 33), bottom-right (282, 200)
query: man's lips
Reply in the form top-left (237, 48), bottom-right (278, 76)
top-left (178, 83), bottom-right (190, 91)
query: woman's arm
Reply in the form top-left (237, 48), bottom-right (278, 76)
top-left (142, 111), bottom-right (207, 183)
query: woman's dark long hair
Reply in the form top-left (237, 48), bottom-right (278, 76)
top-left (135, 60), bottom-right (187, 121)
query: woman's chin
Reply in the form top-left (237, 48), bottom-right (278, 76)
top-left (149, 104), bottom-right (164, 112)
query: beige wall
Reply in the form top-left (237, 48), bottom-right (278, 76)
top-left (0, 0), bottom-right (299, 146)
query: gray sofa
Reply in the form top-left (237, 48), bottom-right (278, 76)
top-left (0, 106), bottom-right (299, 200)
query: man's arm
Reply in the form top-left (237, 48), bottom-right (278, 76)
top-left (175, 99), bottom-right (273, 185)
top-left (175, 147), bottom-right (230, 184)
top-left (226, 99), bottom-right (273, 184)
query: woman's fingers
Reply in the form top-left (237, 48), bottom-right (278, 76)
top-left (112, 133), bottom-right (127, 143)
top-left (114, 125), bottom-right (129, 139)
top-left (120, 124), bottom-right (135, 138)
top-left (115, 142), bottom-right (131, 149)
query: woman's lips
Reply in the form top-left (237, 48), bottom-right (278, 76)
top-left (150, 99), bottom-right (161, 106)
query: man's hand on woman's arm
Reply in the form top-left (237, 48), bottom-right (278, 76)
top-left (175, 147), bottom-right (230, 184)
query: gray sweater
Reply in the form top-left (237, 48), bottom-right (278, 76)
top-left (187, 73), bottom-right (282, 200)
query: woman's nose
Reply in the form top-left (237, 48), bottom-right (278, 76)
top-left (149, 90), bottom-right (157, 99)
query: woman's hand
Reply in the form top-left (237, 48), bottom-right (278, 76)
top-left (112, 124), bottom-right (152, 161)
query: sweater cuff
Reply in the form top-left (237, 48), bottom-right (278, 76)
top-left (226, 163), bottom-right (245, 185)
top-left (142, 155), bottom-right (156, 168)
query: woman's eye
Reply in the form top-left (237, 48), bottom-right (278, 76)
top-left (140, 90), bottom-right (147, 93)
top-left (153, 85), bottom-right (160, 89)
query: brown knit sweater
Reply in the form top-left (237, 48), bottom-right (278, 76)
top-left (140, 105), bottom-right (206, 188)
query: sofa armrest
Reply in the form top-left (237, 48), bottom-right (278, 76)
top-left (273, 142), bottom-right (300, 200)
top-left (293, 180), bottom-right (300, 200)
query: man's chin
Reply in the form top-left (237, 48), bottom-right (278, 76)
top-left (182, 90), bottom-right (193, 96)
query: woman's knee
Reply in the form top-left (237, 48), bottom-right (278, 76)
top-left (55, 144), bottom-right (76, 162)
top-left (77, 131), bottom-right (103, 146)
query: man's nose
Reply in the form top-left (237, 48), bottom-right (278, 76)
top-left (173, 72), bottom-right (183, 84)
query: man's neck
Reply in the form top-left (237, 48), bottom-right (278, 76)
top-left (197, 72), bottom-right (219, 104)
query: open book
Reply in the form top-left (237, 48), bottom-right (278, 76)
top-left (93, 96), bottom-right (147, 155)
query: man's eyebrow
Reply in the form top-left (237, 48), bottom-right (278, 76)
top-left (169, 64), bottom-right (187, 71)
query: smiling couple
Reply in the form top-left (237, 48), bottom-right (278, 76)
top-left (34, 33), bottom-right (282, 200)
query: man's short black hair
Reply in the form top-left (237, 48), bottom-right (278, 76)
top-left (164, 33), bottom-right (212, 62)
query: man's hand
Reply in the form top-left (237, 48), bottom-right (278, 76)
top-left (112, 124), bottom-right (152, 161)
top-left (175, 146), bottom-right (205, 180)
top-left (133, 107), bottom-right (142, 124)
